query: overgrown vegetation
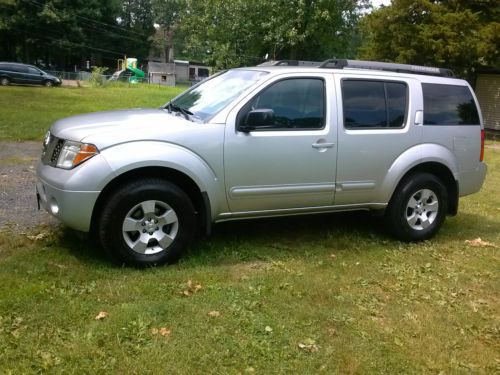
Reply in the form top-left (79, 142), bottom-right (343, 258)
top-left (0, 144), bottom-right (498, 372)
top-left (0, 85), bottom-right (184, 141)
top-left (359, 0), bottom-right (500, 78)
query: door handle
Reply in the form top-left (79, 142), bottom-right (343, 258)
top-left (312, 142), bottom-right (335, 149)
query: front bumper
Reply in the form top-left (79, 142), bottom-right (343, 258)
top-left (36, 177), bottom-right (99, 232)
top-left (36, 154), bottom-right (115, 232)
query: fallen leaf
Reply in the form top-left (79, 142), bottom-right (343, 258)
top-left (95, 311), bottom-right (108, 320)
top-left (326, 326), bottom-right (336, 337)
top-left (298, 338), bottom-right (318, 352)
top-left (151, 327), bottom-right (171, 337)
top-left (208, 311), bottom-right (221, 317)
top-left (181, 280), bottom-right (203, 296)
top-left (464, 238), bottom-right (496, 248)
top-left (394, 337), bottom-right (403, 347)
top-left (265, 325), bottom-right (273, 333)
top-left (27, 232), bottom-right (49, 241)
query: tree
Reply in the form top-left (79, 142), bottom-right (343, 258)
top-left (0, 0), bottom-right (155, 69)
top-left (358, 0), bottom-right (500, 79)
top-left (151, 0), bottom-right (184, 62)
top-left (178, 0), bottom-right (369, 69)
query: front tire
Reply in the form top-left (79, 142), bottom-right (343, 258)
top-left (0, 77), bottom-right (10, 86)
top-left (98, 179), bottom-right (196, 266)
top-left (386, 173), bottom-right (447, 241)
top-left (43, 80), bottom-right (54, 87)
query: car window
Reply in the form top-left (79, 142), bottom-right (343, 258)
top-left (13, 65), bottom-right (29, 73)
top-left (27, 67), bottom-right (40, 74)
top-left (171, 69), bottom-right (269, 122)
top-left (422, 83), bottom-right (480, 125)
top-left (342, 80), bottom-right (407, 129)
top-left (242, 78), bottom-right (325, 130)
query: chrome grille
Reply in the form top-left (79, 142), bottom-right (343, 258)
top-left (41, 134), bottom-right (64, 166)
top-left (50, 139), bottom-right (64, 164)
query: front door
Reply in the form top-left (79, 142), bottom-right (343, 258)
top-left (224, 73), bottom-right (337, 213)
top-left (26, 66), bottom-right (44, 85)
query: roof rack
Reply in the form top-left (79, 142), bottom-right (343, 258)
top-left (319, 59), bottom-right (454, 77)
top-left (258, 60), bottom-right (322, 67)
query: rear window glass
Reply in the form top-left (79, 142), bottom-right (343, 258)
top-left (342, 80), bottom-right (407, 129)
top-left (423, 83), bottom-right (480, 125)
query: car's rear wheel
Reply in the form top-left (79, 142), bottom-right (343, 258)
top-left (43, 80), bottom-right (54, 87)
top-left (0, 77), bottom-right (10, 86)
top-left (99, 179), bottom-right (196, 266)
top-left (386, 173), bottom-right (447, 241)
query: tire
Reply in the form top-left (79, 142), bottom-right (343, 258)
top-left (43, 80), bottom-right (54, 87)
top-left (98, 179), bottom-right (196, 266)
top-left (385, 173), bottom-right (447, 241)
top-left (0, 77), bottom-right (9, 86)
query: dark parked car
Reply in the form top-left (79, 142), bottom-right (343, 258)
top-left (0, 62), bottom-right (61, 87)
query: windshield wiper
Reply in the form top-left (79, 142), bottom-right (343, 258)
top-left (165, 101), bottom-right (193, 120)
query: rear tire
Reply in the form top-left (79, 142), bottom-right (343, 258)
top-left (98, 179), bottom-right (196, 266)
top-left (385, 173), bottom-right (447, 241)
top-left (0, 77), bottom-right (9, 86)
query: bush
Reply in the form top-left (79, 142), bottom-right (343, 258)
top-left (88, 66), bottom-right (108, 87)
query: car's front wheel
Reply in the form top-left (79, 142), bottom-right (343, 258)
top-left (43, 80), bottom-right (54, 87)
top-left (99, 179), bottom-right (196, 266)
top-left (386, 173), bottom-right (447, 241)
top-left (0, 77), bottom-right (10, 86)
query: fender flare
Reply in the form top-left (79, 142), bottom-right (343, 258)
top-left (98, 141), bottom-right (224, 218)
top-left (378, 144), bottom-right (459, 203)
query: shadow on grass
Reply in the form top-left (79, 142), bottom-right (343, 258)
top-left (58, 228), bottom-right (111, 267)
top-left (55, 210), bottom-right (498, 269)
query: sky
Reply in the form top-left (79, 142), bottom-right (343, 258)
top-left (371, 0), bottom-right (392, 8)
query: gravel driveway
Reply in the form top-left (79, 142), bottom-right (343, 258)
top-left (0, 141), bottom-right (58, 230)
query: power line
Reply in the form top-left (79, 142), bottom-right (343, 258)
top-left (24, 0), bottom-right (152, 39)
top-left (18, 28), bottom-right (126, 57)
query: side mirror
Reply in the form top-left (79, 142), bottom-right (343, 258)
top-left (240, 109), bottom-right (274, 132)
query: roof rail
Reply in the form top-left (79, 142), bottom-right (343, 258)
top-left (319, 59), bottom-right (454, 77)
top-left (258, 60), bottom-right (322, 67)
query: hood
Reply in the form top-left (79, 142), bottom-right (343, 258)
top-left (50, 108), bottom-right (195, 148)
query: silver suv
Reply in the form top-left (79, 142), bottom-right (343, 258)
top-left (36, 59), bottom-right (487, 266)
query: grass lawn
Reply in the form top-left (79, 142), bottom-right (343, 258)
top-left (0, 86), bottom-right (498, 373)
top-left (0, 84), bottom-right (184, 141)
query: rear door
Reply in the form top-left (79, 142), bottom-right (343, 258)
top-left (10, 64), bottom-right (29, 84)
top-left (334, 74), bottom-right (422, 205)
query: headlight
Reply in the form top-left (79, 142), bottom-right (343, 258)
top-left (56, 140), bottom-right (99, 169)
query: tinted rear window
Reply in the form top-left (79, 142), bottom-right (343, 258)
top-left (342, 80), bottom-right (407, 129)
top-left (423, 83), bottom-right (480, 125)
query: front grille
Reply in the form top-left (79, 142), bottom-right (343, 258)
top-left (50, 139), bottom-right (64, 164)
top-left (41, 135), bottom-right (64, 166)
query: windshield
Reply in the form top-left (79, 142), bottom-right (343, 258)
top-left (167, 70), bottom-right (269, 122)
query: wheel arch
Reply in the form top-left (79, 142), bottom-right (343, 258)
top-left (90, 166), bottom-right (212, 237)
top-left (390, 162), bottom-right (458, 216)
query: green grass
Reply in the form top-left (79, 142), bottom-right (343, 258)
top-left (0, 85), bottom-right (184, 141)
top-left (0, 145), bottom-right (499, 372)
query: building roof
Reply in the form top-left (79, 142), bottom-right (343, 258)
top-left (147, 62), bottom-right (174, 74)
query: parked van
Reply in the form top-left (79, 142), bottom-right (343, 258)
top-left (0, 62), bottom-right (61, 87)
top-left (36, 59), bottom-right (487, 266)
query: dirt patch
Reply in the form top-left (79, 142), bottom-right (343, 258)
top-left (0, 141), bottom-right (58, 230)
